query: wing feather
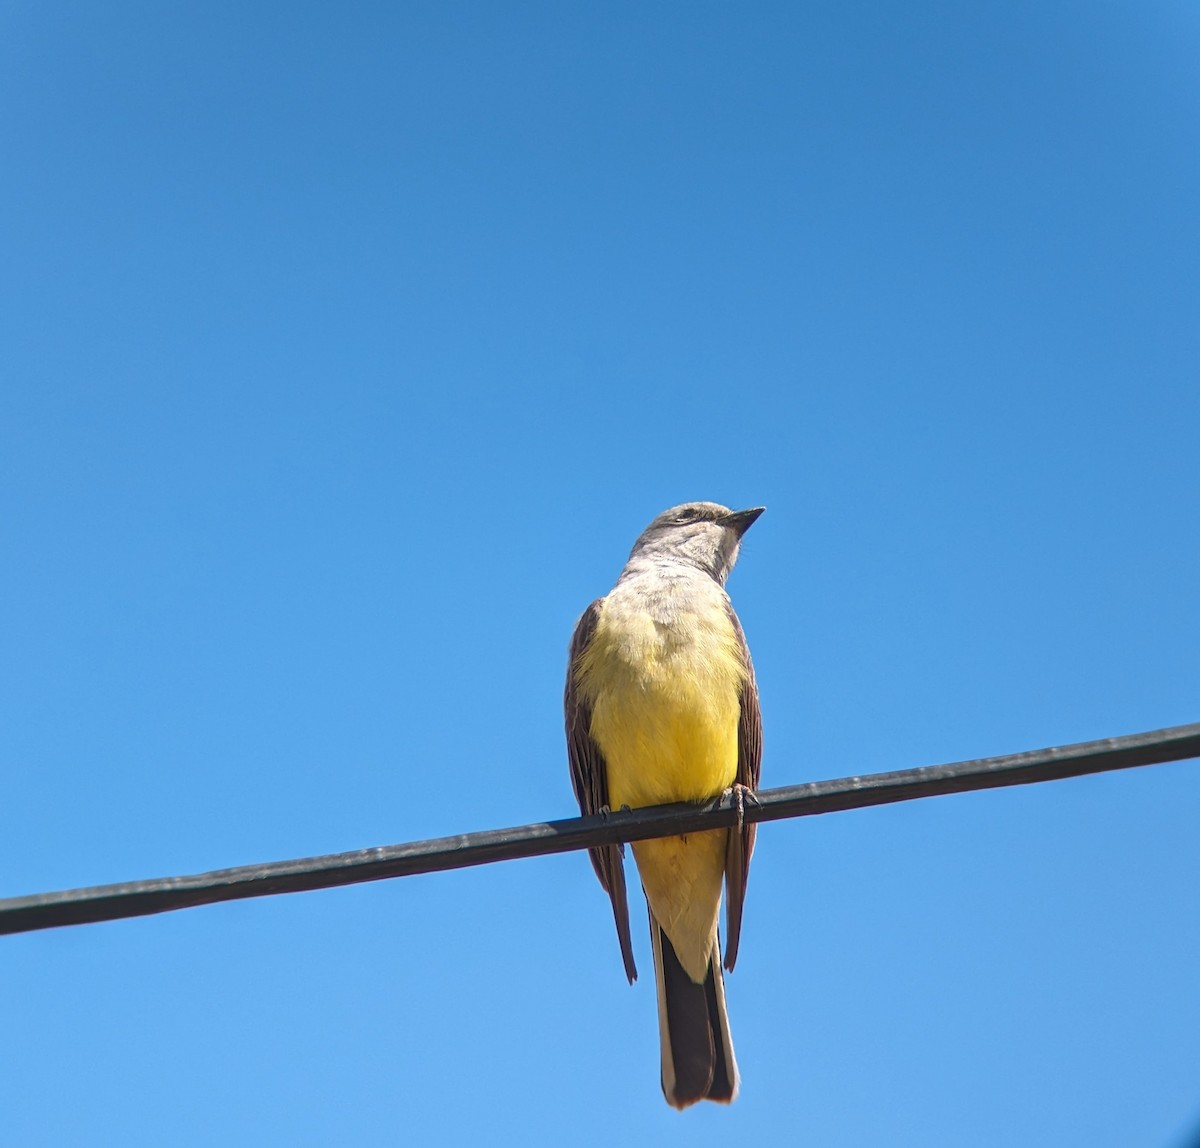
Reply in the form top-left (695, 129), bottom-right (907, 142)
top-left (565, 599), bottom-right (637, 983)
top-left (722, 602), bottom-right (761, 972)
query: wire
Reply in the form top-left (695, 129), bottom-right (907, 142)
top-left (1, 721), bottom-right (1197, 938)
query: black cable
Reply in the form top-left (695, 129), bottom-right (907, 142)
top-left (1, 721), bottom-right (1196, 937)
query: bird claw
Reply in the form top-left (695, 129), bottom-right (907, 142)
top-left (721, 783), bottom-right (759, 833)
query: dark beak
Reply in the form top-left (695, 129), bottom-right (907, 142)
top-left (723, 506), bottom-right (765, 536)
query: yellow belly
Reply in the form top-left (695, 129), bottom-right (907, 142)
top-left (592, 676), bottom-right (739, 809)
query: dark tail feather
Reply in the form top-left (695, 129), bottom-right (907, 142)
top-left (650, 913), bottom-right (739, 1109)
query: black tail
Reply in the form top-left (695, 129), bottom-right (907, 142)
top-left (650, 913), bottom-right (739, 1108)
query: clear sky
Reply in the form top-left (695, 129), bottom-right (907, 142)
top-left (2, 3), bottom-right (1198, 1145)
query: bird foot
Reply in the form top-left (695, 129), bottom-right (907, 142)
top-left (721, 783), bottom-right (759, 833)
top-left (598, 804), bottom-right (632, 854)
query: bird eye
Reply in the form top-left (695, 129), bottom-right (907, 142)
top-left (673, 508), bottom-right (700, 524)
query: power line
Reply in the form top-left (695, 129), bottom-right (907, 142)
top-left (1, 721), bottom-right (1197, 938)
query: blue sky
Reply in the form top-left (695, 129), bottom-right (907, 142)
top-left (2, 2), bottom-right (1198, 1144)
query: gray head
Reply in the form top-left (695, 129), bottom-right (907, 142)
top-left (626, 501), bottom-right (765, 585)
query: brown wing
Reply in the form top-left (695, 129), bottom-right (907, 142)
top-left (565, 598), bottom-right (637, 983)
top-left (722, 601), bottom-right (762, 972)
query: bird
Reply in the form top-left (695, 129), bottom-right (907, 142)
top-left (565, 501), bottom-right (764, 1108)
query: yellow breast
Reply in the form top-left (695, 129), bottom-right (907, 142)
top-left (576, 583), bottom-right (745, 809)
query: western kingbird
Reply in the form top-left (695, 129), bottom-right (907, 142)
top-left (565, 501), bottom-right (764, 1108)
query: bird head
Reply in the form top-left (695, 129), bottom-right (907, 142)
top-left (627, 502), bottom-right (765, 585)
